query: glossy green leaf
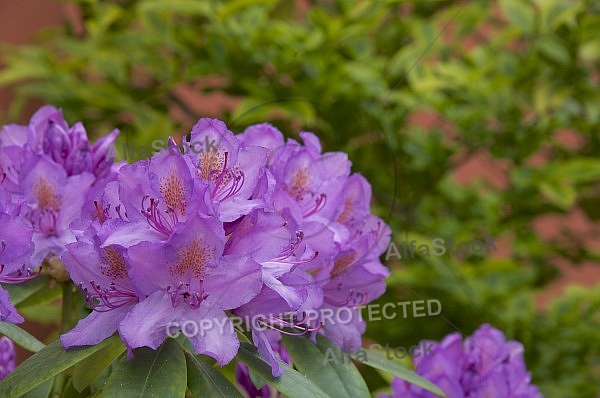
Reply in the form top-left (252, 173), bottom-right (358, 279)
top-left (0, 336), bottom-right (119, 397)
top-left (71, 336), bottom-right (126, 392)
top-left (0, 322), bottom-right (45, 353)
top-left (361, 349), bottom-right (445, 397)
top-left (237, 342), bottom-right (331, 398)
top-left (101, 339), bottom-right (187, 398)
top-left (282, 334), bottom-right (370, 398)
top-left (185, 352), bottom-right (244, 398)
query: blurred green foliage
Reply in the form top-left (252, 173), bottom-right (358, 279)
top-left (1, 0), bottom-right (600, 396)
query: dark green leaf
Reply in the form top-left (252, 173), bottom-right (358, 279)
top-left (20, 378), bottom-right (52, 398)
top-left (60, 378), bottom-right (89, 398)
top-left (237, 342), bottom-right (331, 398)
top-left (282, 334), bottom-right (370, 398)
top-left (0, 336), bottom-right (119, 397)
top-left (101, 339), bottom-right (187, 398)
top-left (185, 352), bottom-right (244, 398)
top-left (71, 336), bottom-right (126, 392)
top-left (361, 349), bottom-right (445, 397)
top-left (248, 368), bottom-right (268, 389)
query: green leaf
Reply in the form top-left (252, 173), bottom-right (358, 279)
top-left (248, 367), bottom-right (268, 389)
top-left (60, 378), bottom-right (90, 398)
top-left (17, 283), bottom-right (62, 309)
top-left (237, 342), bottom-right (331, 398)
top-left (138, 0), bottom-right (214, 16)
top-left (185, 352), bottom-right (244, 398)
top-left (101, 339), bottom-right (187, 398)
top-left (4, 275), bottom-right (50, 306)
top-left (20, 378), bottom-right (53, 398)
top-left (538, 181), bottom-right (576, 209)
top-left (345, 62), bottom-right (388, 97)
top-left (361, 349), bottom-right (445, 397)
top-left (559, 159), bottom-right (600, 183)
top-left (218, 0), bottom-right (278, 20)
top-left (0, 55), bottom-right (50, 86)
top-left (0, 322), bottom-right (45, 353)
top-left (282, 334), bottom-right (370, 398)
top-left (71, 336), bottom-right (126, 392)
top-left (0, 336), bottom-right (120, 397)
top-left (499, 0), bottom-right (535, 34)
top-left (537, 36), bottom-right (570, 65)
top-left (18, 301), bottom-right (61, 324)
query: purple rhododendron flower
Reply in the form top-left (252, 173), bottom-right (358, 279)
top-left (122, 214), bottom-right (262, 364)
top-left (0, 105), bottom-right (121, 323)
top-left (379, 324), bottom-right (542, 398)
top-left (60, 138), bottom-right (262, 365)
top-left (1, 105), bottom-right (120, 183)
top-left (24, 114), bottom-right (391, 372)
top-left (0, 336), bottom-right (15, 380)
top-left (25, 105), bottom-right (120, 180)
top-left (185, 118), bottom-right (269, 221)
top-left (20, 154), bottom-right (95, 265)
top-left (0, 211), bottom-right (34, 323)
top-left (0, 106), bottom-right (120, 261)
top-left (60, 237), bottom-right (140, 348)
top-left (228, 124), bottom-right (390, 373)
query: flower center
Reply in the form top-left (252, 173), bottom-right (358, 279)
top-left (33, 177), bottom-right (61, 212)
top-left (288, 168), bottom-right (310, 199)
top-left (28, 177), bottom-right (62, 235)
top-left (197, 144), bottom-right (225, 180)
top-left (169, 238), bottom-right (214, 279)
top-left (100, 246), bottom-right (128, 280)
top-left (159, 171), bottom-right (186, 216)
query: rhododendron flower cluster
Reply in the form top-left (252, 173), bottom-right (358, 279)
top-left (0, 106), bottom-right (119, 323)
top-left (379, 324), bottom-right (542, 398)
top-left (0, 107), bottom-right (390, 375)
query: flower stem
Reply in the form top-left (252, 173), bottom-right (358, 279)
top-left (52, 282), bottom-right (74, 397)
top-left (60, 282), bottom-right (74, 333)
